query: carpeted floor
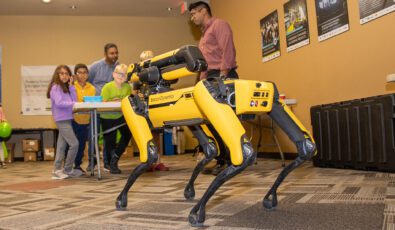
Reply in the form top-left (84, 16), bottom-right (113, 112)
top-left (0, 154), bottom-right (394, 229)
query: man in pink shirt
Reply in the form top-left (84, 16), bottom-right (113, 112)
top-left (189, 1), bottom-right (238, 81)
top-left (189, 1), bottom-right (238, 175)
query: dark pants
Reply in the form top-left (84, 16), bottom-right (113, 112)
top-left (72, 121), bottom-right (90, 168)
top-left (207, 68), bottom-right (239, 80)
top-left (101, 117), bottom-right (132, 161)
top-left (207, 68), bottom-right (238, 166)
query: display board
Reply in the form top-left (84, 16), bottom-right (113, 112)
top-left (21, 66), bottom-right (56, 115)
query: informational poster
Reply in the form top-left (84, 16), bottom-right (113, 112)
top-left (260, 10), bottom-right (281, 63)
top-left (21, 66), bottom-right (56, 115)
top-left (315, 0), bottom-right (350, 42)
top-left (359, 0), bottom-right (395, 24)
top-left (284, 0), bottom-right (310, 52)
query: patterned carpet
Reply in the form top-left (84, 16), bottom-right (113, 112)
top-left (0, 154), bottom-right (394, 230)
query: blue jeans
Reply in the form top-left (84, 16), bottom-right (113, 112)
top-left (72, 121), bottom-right (90, 168)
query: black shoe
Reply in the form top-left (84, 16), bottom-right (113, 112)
top-left (211, 164), bottom-right (226, 176)
top-left (104, 164), bottom-right (111, 172)
top-left (110, 154), bottom-right (121, 174)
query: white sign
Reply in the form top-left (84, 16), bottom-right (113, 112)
top-left (21, 66), bottom-right (56, 115)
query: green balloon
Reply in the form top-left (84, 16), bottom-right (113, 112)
top-left (0, 122), bottom-right (12, 138)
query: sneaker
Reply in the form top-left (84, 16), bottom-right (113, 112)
top-left (74, 166), bottom-right (86, 175)
top-left (52, 170), bottom-right (69, 180)
top-left (65, 169), bottom-right (83, 178)
top-left (110, 155), bottom-right (121, 174)
top-left (103, 164), bottom-right (111, 172)
top-left (155, 163), bottom-right (169, 171)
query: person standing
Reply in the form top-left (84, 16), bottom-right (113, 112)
top-left (189, 1), bottom-right (238, 81)
top-left (72, 64), bottom-right (95, 173)
top-left (100, 64), bottom-right (132, 174)
top-left (46, 65), bottom-right (82, 179)
top-left (88, 43), bottom-right (119, 170)
top-left (189, 1), bottom-right (238, 175)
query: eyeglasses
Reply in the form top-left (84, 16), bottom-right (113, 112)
top-left (59, 72), bottom-right (70, 76)
top-left (77, 71), bottom-right (88, 76)
top-left (116, 72), bottom-right (127, 78)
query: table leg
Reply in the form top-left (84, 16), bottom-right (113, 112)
top-left (94, 109), bottom-right (102, 180)
top-left (89, 111), bottom-right (95, 177)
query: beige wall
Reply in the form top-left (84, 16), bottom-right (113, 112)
top-left (211, 0), bottom-right (395, 153)
top-left (0, 15), bottom-right (198, 129)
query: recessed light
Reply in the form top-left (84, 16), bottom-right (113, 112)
top-left (42, 0), bottom-right (51, 3)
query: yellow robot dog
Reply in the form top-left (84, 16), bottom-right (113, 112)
top-left (116, 45), bottom-right (316, 227)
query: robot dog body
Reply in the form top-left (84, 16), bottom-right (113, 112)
top-left (117, 45), bottom-right (316, 226)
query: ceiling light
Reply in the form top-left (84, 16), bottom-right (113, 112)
top-left (70, 5), bottom-right (77, 10)
top-left (42, 0), bottom-right (51, 3)
top-left (167, 7), bottom-right (173, 12)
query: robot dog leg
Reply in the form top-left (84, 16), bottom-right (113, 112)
top-left (188, 80), bottom-right (256, 227)
top-left (184, 125), bottom-right (218, 200)
top-left (263, 89), bottom-right (316, 210)
top-left (115, 95), bottom-right (158, 210)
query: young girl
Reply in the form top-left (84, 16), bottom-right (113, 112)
top-left (101, 64), bottom-right (132, 174)
top-left (46, 65), bottom-right (81, 179)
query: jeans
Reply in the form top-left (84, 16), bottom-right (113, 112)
top-left (101, 116), bottom-right (132, 161)
top-left (72, 121), bottom-right (90, 168)
top-left (54, 120), bottom-right (79, 172)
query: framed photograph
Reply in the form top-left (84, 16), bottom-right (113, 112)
top-left (284, 0), bottom-right (310, 52)
top-left (315, 0), bottom-right (350, 42)
top-left (359, 0), bottom-right (395, 24)
top-left (260, 10), bottom-right (281, 62)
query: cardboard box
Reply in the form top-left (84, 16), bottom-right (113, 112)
top-left (22, 139), bottom-right (40, 152)
top-left (5, 143), bottom-right (15, 163)
top-left (24, 151), bottom-right (37, 162)
top-left (44, 147), bottom-right (55, 161)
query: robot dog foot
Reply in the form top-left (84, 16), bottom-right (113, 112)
top-left (115, 193), bottom-right (128, 211)
top-left (188, 204), bottom-right (206, 227)
top-left (263, 190), bottom-right (278, 210)
top-left (184, 184), bottom-right (196, 201)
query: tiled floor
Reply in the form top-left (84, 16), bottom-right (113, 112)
top-left (0, 155), bottom-right (394, 229)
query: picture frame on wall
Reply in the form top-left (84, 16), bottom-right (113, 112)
top-left (284, 0), bottom-right (310, 52)
top-left (315, 0), bottom-right (350, 42)
top-left (359, 0), bottom-right (395, 24)
top-left (260, 10), bottom-right (281, 63)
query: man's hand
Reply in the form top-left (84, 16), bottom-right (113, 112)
top-left (220, 69), bottom-right (229, 79)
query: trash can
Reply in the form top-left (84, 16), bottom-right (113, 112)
top-left (163, 128), bottom-right (176, 155)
